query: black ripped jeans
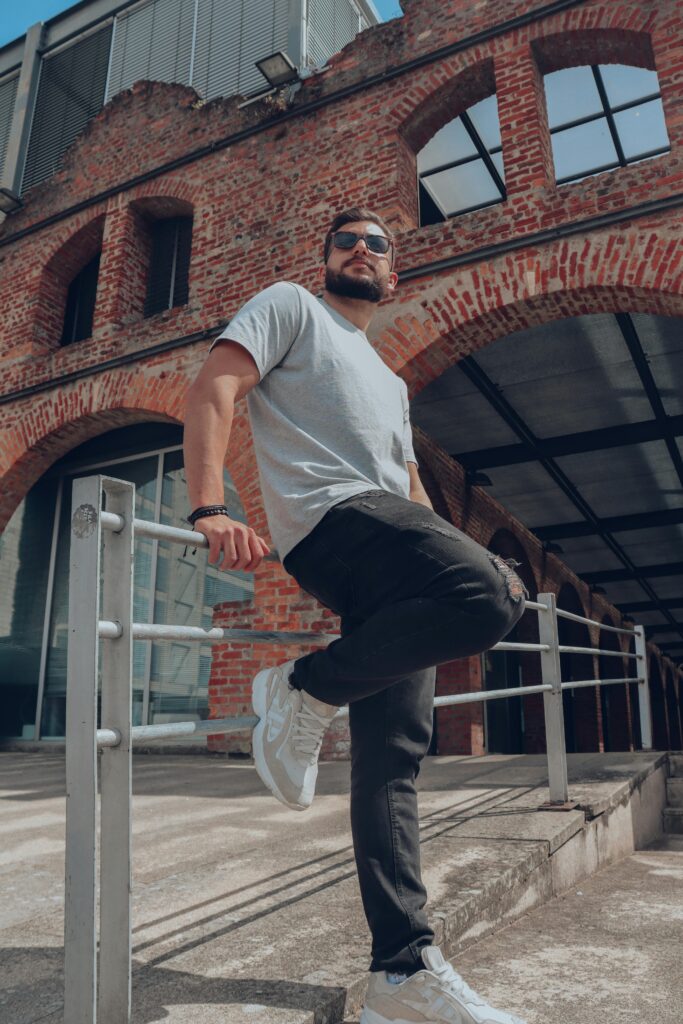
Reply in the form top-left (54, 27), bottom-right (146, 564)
top-left (282, 489), bottom-right (527, 974)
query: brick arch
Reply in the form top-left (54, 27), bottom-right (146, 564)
top-left (0, 368), bottom-right (262, 537)
top-left (397, 56), bottom-right (496, 155)
top-left (374, 220), bottom-right (683, 393)
top-left (532, 27), bottom-right (656, 75)
top-left (649, 655), bottom-right (669, 750)
top-left (33, 213), bottom-right (107, 350)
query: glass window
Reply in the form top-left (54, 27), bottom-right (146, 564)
top-left (0, 428), bottom-right (254, 740)
top-left (545, 66), bottom-right (603, 129)
top-left (551, 119), bottom-right (619, 181)
top-left (613, 99), bottom-right (670, 160)
top-left (417, 95), bottom-right (506, 225)
top-left (61, 253), bottom-right (101, 346)
top-left (0, 478), bottom-right (59, 739)
top-left (544, 63), bottom-right (670, 185)
top-left (144, 217), bottom-right (193, 318)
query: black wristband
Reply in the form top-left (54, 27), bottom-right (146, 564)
top-left (187, 504), bottom-right (231, 526)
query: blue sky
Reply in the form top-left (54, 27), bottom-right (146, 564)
top-left (1, 0), bottom-right (404, 50)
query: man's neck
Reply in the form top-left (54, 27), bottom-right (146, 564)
top-left (322, 289), bottom-right (376, 333)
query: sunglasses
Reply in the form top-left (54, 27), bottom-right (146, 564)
top-left (332, 230), bottom-right (392, 256)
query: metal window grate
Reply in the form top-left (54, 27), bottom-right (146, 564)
top-left (144, 216), bottom-right (193, 318)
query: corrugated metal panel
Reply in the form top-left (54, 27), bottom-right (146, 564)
top-left (106, 0), bottom-right (195, 101)
top-left (193, 0), bottom-right (242, 100)
top-left (193, 0), bottom-right (285, 100)
top-left (239, 1), bottom-right (278, 95)
top-left (21, 25), bottom-right (112, 195)
top-left (0, 73), bottom-right (19, 181)
top-left (307, 0), bottom-right (335, 67)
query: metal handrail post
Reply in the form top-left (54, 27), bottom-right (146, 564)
top-left (65, 475), bottom-right (102, 1024)
top-left (537, 592), bottom-right (569, 803)
top-left (98, 478), bottom-right (135, 1023)
top-left (634, 625), bottom-right (653, 750)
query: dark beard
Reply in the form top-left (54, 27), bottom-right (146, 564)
top-left (325, 266), bottom-right (385, 303)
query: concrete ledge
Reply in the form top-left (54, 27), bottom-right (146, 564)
top-left (0, 750), bottom-right (670, 1024)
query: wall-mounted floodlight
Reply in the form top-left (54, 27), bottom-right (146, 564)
top-left (255, 51), bottom-right (300, 88)
top-left (544, 541), bottom-right (564, 555)
top-left (590, 584), bottom-right (607, 596)
top-left (0, 187), bottom-right (23, 214)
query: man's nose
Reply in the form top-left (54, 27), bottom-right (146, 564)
top-left (351, 238), bottom-right (370, 256)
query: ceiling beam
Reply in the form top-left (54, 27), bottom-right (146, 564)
top-left (452, 414), bottom-right (683, 470)
top-left (615, 312), bottom-right (683, 490)
top-left (534, 507), bottom-right (683, 540)
top-left (585, 562), bottom-right (683, 584)
top-left (457, 355), bottom-right (683, 643)
top-left (617, 598), bottom-right (683, 612)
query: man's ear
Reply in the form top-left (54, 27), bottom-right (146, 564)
top-left (385, 271), bottom-right (399, 294)
top-left (316, 266), bottom-right (326, 287)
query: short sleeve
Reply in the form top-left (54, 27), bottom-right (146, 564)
top-left (400, 380), bottom-right (418, 465)
top-left (208, 281), bottom-right (302, 380)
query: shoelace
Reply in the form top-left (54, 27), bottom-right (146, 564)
top-left (433, 962), bottom-right (526, 1024)
top-left (433, 962), bottom-right (488, 1009)
top-left (292, 703), bottom-right (332, 763)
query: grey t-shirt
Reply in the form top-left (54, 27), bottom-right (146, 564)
top-left (210, 281), bottom-right (416, 561)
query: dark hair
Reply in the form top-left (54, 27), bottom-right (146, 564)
top-left (323, 207), bottom-right (395, 265)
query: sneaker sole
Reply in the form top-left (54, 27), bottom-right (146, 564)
top-left (361, 1009), bottom-right (425, 1024)
top-left (252, 668), bottom-right (308, 812)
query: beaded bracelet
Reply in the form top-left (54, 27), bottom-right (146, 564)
top-left (186, 504), bottom-right (231, 526)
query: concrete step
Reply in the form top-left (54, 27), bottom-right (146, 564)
top-left (663, 807), bottom-right (683, 834)
top-left (669, 753), bottom-right (683, 776)
top-left (666, 777), bottom-right (683, 806)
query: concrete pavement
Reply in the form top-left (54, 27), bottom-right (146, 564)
top-left (0, 748), bottom-right (673, 1023)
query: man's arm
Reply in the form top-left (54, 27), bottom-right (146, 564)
top-left (183, 339), bottom-right (269, 571)
top-left (407, 461), bottom-right (433, 510)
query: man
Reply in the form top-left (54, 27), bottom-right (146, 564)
top-left (183, 208), bottom-right (528, 1024)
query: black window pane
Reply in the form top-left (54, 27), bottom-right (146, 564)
top-left (145, 217), bottom-right (192, 317)
top-left (61, 253), bottom-right (100, 346)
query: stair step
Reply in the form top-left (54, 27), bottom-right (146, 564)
top-left (669, 753), bottom-right (683, 776)
top-left (663, 808), bottom-right (683, 835)
top-left (667, 778), bottom-right (683, 806)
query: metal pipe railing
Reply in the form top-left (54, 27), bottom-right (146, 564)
top-left (65, 474), bottom-right (654, 1024)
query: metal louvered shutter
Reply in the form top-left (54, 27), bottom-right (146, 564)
top-left (0, 74), bottom-right (18, 182)
top-left (144, 217), bottom-right (192, 317)
top-left (192, 0), bottom-right (242, 101)
top-left (335, 0), bottom-right (360, 48)
top-left (21, 25), bottom-right (112, 195)
top-left (193, 0), bottom-right (287, 101)
top-left (307, 0), bottom-right (335, 67)
top-left (106, 0), bottom-right (195, 102)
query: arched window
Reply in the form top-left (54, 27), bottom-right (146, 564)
top-left (417, 94), bottom-right (506, 225)
top-left (61, 252), bottom-right (101, 346)
top-left (544, 63), bottom-right (670, 184)
top-left (144, 215), bottom-right (193, 318)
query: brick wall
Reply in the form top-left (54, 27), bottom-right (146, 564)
top-left (1, 0), bottom-right (681, 755)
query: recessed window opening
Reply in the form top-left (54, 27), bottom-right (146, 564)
top-left (61, 253), bottom-right (101, 346)
top-left (144, 216), bottom-right (192, 318)
top-left (417, 94), bottom-right (506, 225)
top-left (544, 63), bottom-right (670, 185)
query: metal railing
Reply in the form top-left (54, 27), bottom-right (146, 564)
top-left (64, 474), bottom-right (653, 1024)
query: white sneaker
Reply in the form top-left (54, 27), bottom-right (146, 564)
top-left (360, 946), bottom-right (528, 1024)
top-left (251, 659), bottom-right (338, 811)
